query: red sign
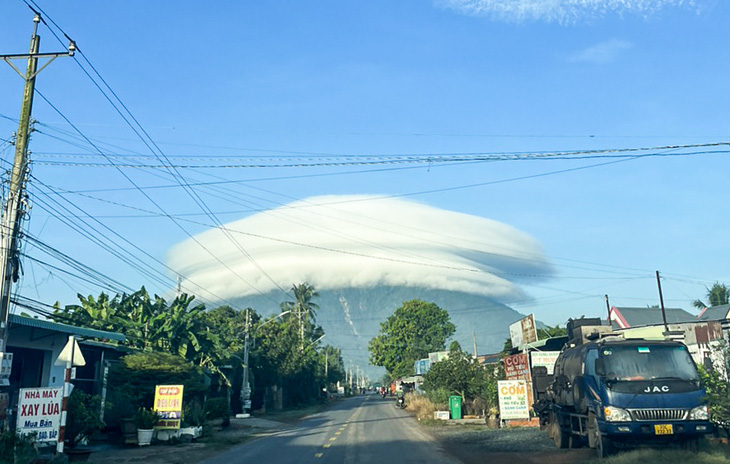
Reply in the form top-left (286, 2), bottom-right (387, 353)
top-left (503, 353), bottom-right (530, 380)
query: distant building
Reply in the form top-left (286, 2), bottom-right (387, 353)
top-left (697, 304), bottom-right (730, 331)
top-left (609, 306), bottom-right (696, 329)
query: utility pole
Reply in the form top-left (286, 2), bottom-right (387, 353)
top-left (604, 294), bottom-right (611, 324)
top-left (656, 271), bottom-right (669, 333)
top-left (241, 309), bottom-right (252, 413)
top-left (0, 13), bottom-right (74, 355)
top-left (472, 331), bottom-right (478, 358)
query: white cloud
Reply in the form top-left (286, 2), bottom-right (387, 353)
top-left (438, 0), bottom-right (700, 23)
top-left (568, 38), bottom-right (633, 64)
top-left (167, 195), bottom-right (553, 304)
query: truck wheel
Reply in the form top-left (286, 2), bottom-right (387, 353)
top-left (551, 420), bottom-right (570, 449)
top-left (590, 414), bottom-right (613, 458)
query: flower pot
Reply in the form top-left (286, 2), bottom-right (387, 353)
top-left (137, 428), bottom-right (154, 446)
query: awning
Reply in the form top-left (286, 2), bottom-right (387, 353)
top-left (9, 314), bottom-right (126, 342)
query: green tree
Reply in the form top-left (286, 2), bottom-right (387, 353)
top-left (693, 282), bottom-right (730, 310)
top-left (280, 283), bottom-right (320, 349)
top-left (368, 299), bottom-right (455, 378)
top-left (422, 344), bottom-right (502, 413)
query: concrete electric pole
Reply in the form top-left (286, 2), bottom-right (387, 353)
top-left (0, 13), bottom-right (74, 355)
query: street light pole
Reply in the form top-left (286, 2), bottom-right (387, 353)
top-left (240, 310), bottom-right (292, 415)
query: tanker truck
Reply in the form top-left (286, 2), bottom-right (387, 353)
top-left (532, 322), bottom-right (714, 458)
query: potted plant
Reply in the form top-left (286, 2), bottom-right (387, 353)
top-left (181, 401), bottom-right (205, 439)
top-left (65, 390), bottom-right (105, 461)
top-left (133, 408), bottom-right (158, 446)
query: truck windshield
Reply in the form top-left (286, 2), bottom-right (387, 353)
top-left (600, 345), bottom-right (698, 381)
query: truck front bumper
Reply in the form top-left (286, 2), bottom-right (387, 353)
top-left (603, 420), bottom-right (714, 441)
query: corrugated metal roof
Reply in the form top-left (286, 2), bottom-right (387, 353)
top-left (698, 304), bottom-right (730, 321)
top-left (614, 307), bottom-right (696, 328)
top-left (9, 314), bottom-right (126, 342)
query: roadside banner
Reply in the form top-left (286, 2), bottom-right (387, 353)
top-left (509, 314), bottom-right (537, 350)
top-left (497, 380), bottom-right (530, 420)
top-left (530, 351), bottom-right (560, 375)
top-left (0, 352), bottom-right (12, 387)
top-left (153, 385), bottom-right (184, 429)
top-left (503, 353), bottom-right (530, 380)
top-left (17, 387), bottom-right (63, 442)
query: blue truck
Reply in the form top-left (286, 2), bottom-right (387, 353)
top-left (533, 323), bottom-right (714, 458)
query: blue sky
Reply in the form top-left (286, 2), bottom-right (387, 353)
top-left (1, 0), bottom-right (729, 332)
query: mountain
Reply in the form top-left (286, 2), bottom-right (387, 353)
top-left (237, 285), bottom-right (525, 377)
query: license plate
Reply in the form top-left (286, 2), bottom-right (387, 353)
top-left (654, 424), bottom-right (674, 435)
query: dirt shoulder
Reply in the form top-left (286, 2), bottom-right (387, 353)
top-left (84, 400), bottom-right (339, 464)
top-left (423, 423), bottom-right (593, 464)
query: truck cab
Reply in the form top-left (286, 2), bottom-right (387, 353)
top-left (542, 336), bottom-right (714, 457)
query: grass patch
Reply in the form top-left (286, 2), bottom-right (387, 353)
top-left (406, 393), bottom-right (445, 421)
top-left (584, 445), bottom-right (730, 464)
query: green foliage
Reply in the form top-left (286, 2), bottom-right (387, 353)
top-left (133, 407), bottom-right (159, 429)
top-left (698, 342), bottom-right (730, 435)
top-left (55, 288), bottom-right (216, 363)
top-left (368, 299), bottom-right (456, 378)
top-left (65, 390), bottom-right (105, 449)
top-left (109, 351), bottom-right (207, 409)
top-left (423, 347), bottom-right (502, 414)
top-left (693, 282), bottom-right (730, 310)
top-left (182, 400), bottom-right (206, 427)
top-left (0, 431), bottom-right (37, 464)
top-left (204, 397), bottom-right (229, 420)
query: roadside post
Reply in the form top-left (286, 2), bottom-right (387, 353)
top-left (449, 395), bottom-right (462, 420)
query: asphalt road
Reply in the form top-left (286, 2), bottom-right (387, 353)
top-left (201, 393), bottom-right (460, 464)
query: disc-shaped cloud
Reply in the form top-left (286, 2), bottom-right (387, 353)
top-left (167, 195), bottom-right (553, 303)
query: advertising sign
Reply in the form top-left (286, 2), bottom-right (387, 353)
top-left (503, 353), bottom-right (530, 380)
top-left (153, 385), bottom-right (184, 429)
top-left (497, 380), bottom-right (530, 420)
top-left (530, 351), bottom-right (560, 375)
top-left (509, 314), bottom-right (538, 350)
top-left (428, 351), bottom-right (449, 364)
top-left (16, 387), bottom-right (62, 442)
top-left (0, 352), bottom-right (12, 387)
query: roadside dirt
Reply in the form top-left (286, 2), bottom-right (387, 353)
top-left (425, 424), bottom-right (594, 464)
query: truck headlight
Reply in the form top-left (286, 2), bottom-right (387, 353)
top-left (604, 406), bottom-right (632, 422)
top-left (689, 405), bottom-right (709, 421)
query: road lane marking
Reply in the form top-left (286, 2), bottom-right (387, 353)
top-left (323, 444), bottom-right (331, 448)
top-left (329, 437), bottom-right (337, 441)
top-left (315, 453), bottom-right (323, 458)
top-left (335, 431), bottom-right (341, 435)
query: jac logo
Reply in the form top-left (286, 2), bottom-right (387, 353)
top-left (643, 385), bottom-right (670, 393)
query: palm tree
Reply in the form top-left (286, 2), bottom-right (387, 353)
top-left (693, 282), bottom-right (729, 310)
top-left (280, 283), bottom-right (319, 349)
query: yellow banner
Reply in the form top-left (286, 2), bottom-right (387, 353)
top-left (153, 385), bottom-right (184, 429)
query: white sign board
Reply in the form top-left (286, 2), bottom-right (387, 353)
top-left (530, 351), bottom-right (561, 375)
top-left (497, 380), bottom-right (530, 420)
top-left (509, 314), bottom-right (537, 350)
top-left (0, 352), bottom-right (12, 386)
top-left (17, 387), bottom-right (63, 442)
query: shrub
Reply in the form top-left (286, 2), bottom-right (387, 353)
top-left (204, 397), bottom-right (229, 420)
top-left (133, 408), bottom-right (159, 429)
top-left (65, 390), bottom-right (105, 449)
top-left (0, 431), bottom-right (37, 464)
top-left (406, 393), bottom-right (441, 421)
top-left (108, 352), bottom-right (207, 409)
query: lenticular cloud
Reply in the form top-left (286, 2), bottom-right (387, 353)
top-left (167, 195), bottom-right (552, 303)
top-left (438, 0), bottom-right (701, 23)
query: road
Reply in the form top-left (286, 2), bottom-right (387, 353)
top-left (201, 393), bottom-right (460, 464)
